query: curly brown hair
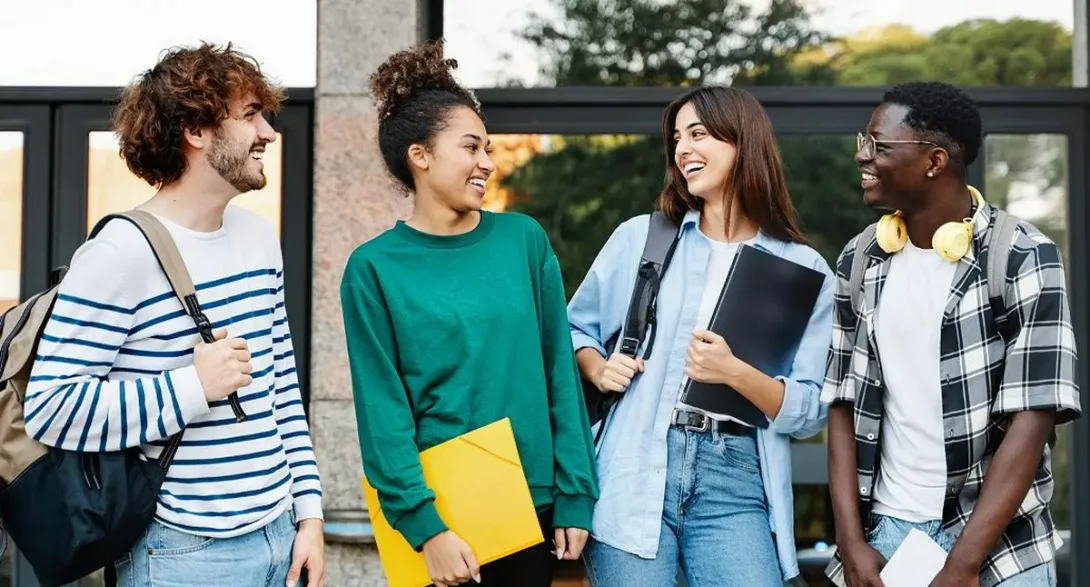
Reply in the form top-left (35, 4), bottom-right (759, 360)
top-left (369, 40), bottom-right (482, 190)
top-left (113, 42), bottom-right (285, 187)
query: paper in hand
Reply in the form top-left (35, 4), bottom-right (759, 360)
top-left (879, 528), bottom-right (949, 587)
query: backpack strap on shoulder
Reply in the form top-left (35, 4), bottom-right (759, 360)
top-left (89, 211), bottom-right (213, 343)
top-left (617, 211), bottom-right (681, 359)
top-left (592, 212), bottom-right (681, 447)
top-left (87, 211), bottom-right (250, 464)
top-left (849, 223), bottom-right (877, 316)
top-left (987, 209), bottom-right (1018, 314)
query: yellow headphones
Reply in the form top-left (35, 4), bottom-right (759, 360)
top-left (875, 186), bottom-right (984, 262)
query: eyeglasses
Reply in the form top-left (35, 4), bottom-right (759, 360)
top-left (856, 133), bottom-right (943, 159)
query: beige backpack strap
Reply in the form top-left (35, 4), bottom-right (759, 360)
top-left (87, 211), bottom-right (247, 424)
top-left (119, 210), bottom-right (199, 314)
top-left (88, 211), bottom-right (210, 339)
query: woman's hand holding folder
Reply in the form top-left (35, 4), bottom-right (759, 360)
top-left (685, 329), bottom-right (738, 385)
top-left (423, 531), bottom-right (481, 586)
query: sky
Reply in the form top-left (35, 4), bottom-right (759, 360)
top-left (0, 0), bottom-right (318, 87)
top-left (0, 0), bottom-right (1077, 90)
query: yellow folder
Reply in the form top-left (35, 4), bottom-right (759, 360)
top-left (361, 417), bottom-right (545, 587)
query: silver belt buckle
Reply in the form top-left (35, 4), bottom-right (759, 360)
top-left (674, 408), bottom-right (709, 433)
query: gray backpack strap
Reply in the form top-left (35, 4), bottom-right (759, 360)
top-left (616, 211), bottom-right (681, 356)
top-left (645, 211), bottom-right (679, 268)
top-left (849, 224), bottom-right (877, 316)
top-left (987, 210), bottom-right (1018, 311)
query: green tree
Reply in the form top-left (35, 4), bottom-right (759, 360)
top-left (522, 0), bottom-right (828, 87)
top-left (822, 19), bottom-right (1072, 254)
top-left (817, 19), bottom-right (1071, 86)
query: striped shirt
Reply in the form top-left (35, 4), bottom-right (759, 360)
top-left (24, 206), bottom-right (323, 538)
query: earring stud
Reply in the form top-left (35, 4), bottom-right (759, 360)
top-left (927, 171), bottom-right (934, 177)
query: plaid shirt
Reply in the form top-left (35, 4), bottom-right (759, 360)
top-left (821, 203), bottom-right (1081, 587)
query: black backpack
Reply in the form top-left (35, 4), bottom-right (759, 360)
top-left (582, 212), bottom-right (681, 446)
top-left (0, 211), bottom-right (212, 586)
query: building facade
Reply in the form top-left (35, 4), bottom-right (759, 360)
top-left (2, 0), bottom-right (1090, 585)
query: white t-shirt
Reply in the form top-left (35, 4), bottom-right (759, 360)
top-left (676, 235), bottom-right (753, 426)
top-left (872, 239), bottom-right (958, 522)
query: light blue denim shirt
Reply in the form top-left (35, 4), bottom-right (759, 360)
top-left (567, 210), bottom-right (834, 581)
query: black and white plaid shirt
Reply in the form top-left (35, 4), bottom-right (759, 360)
top-left (821, 203), bottom-right (1081, 587)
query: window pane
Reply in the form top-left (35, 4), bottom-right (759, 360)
top-left (0, 131), bottom-right (23, 314)
top-left (492, 134), bottom-right (660, 297)
top-left (985, 132), bottom-right (1070, 579)
top-left (445, 0), bottom-right (1074, 88)
top-left (87, 131), bottom-right (282, 235)
top-left (779, 135), bottom-right (880, 268)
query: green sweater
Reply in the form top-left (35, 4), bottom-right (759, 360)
top-left (340, 211), bottom-right (599, 550)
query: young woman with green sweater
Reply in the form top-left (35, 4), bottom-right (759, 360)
top-left (339, 41), bottom-right (599, 587)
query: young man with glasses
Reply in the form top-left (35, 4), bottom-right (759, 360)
top-left (821, 81), bottom-right (1080, 587)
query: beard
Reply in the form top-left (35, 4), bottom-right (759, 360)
top-left (207, 131), bottom-right (265, 192)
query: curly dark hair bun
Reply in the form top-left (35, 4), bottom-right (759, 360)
top-left (370, 40), bottom-right (483, 191)
top-left (369, 40), bottom-right (479, 121)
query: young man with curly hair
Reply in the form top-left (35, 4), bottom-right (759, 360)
top-left (822, 81), bottom-right (1080, 587)
top-left (24, 43), bottom-right (326, 586)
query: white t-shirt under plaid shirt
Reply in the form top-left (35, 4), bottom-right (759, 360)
top-left (24, 206), bottom-right (323, 537)
top-left (820, 202), bottom-right (1080, 587)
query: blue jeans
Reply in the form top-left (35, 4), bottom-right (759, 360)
top-left (867, 514), bottom-right (1056, 586)
top-left (115, 509), bottom-right (297, 586)
top-left (585, 426), bottom-right (780, 587)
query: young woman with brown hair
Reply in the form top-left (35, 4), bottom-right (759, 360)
top-left (567, 86), bottom-right (834, 586)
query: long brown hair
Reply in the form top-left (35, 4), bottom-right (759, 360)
top-left (657, 86), bottom-right (806, 245)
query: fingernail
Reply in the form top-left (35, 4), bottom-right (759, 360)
top-left (474, 574), bottom-right (481, 583)
top-left (557, 550), bottom-right (563, 560)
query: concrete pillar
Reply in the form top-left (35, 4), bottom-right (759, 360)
top-left (1075, 0), bottom-right (1088, 86)
top-left (312, 0), bottom-right (422, 583)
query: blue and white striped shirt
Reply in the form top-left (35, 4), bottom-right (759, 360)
top-left (25, 206), bottom-right (323, 538)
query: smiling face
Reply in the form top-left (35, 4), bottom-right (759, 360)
top-left (672, 102), bottom-right (737, 203)
top-left (409, 106), bottom-right (495, 213)
top-left (856, 103), bottom-right (943, 211)
top-left (204, 93), bottom-right (277, 192)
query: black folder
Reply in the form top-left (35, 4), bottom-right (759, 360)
top-left (679, 244), bottom-right (826, 428)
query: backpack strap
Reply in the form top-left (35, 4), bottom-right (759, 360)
top-left (87, 211), bottom-right (249, 466)
top-left (987, 209), bottom-right (1018, 316)
top-left (592, 212), bottom-right (681, 448)
top-left (91, 211), bottom-right (208, 336)
top-left (615, 211), bottom-right (682, 358)
top-left (849, 223), bottom-right (877, 316)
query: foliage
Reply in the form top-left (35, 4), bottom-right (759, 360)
top-left (503, 4), bottom-right (1074, 295)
